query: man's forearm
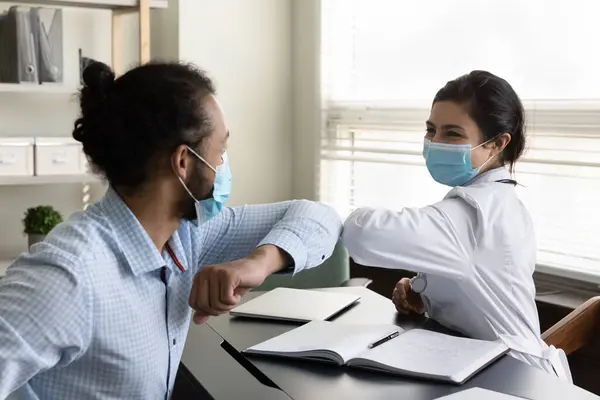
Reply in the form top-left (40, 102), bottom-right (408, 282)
top-left (247, 244), bottom-right (293, 275)
top-left (257, 200), bottom-right (343, 273)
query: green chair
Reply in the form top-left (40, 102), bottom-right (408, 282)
top-left (255, 241), bottom-right (371, 291)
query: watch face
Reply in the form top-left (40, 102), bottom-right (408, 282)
top-left (411, 277), bottom-right (427, 293)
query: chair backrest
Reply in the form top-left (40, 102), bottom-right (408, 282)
top-left (542, 296), bottom-right (600, 355)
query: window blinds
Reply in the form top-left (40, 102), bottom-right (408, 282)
top-left (320, 0), bottom-right (600, 281)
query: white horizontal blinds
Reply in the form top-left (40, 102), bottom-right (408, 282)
top-left (321, 0), bottom-right (600, 277)
top-left (515, 109), bottom-right (600, 277)
top-left (321, 109), bottom-right (600, 276)
top-left (320, 109), bottom-right (448, 217)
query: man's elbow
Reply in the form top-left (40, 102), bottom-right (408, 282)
top-left (295, 200), bottom-right (343, 235)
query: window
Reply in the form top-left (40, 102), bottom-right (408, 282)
top-left (320, 0), bottom-right (600, 282)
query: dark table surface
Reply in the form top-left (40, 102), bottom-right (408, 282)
top-left (180, 321), bottom-right (291, 399)
top-left (184, 286), bottom-right (599, 400)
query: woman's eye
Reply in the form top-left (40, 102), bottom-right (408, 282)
top-left (425, 128), bottom-right (435, 135)
top-left (446, 130), bottom-right (461, 137)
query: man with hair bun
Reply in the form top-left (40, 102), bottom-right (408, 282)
top-left (0, 61), bottom-right (342, 399)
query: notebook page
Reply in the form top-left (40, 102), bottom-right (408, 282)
top-left (356, 329), bottom-right (506, 379)
top-left (246, 321), bottom-right (401, 363)
top-left (435, 387), bottom-right (525, 399)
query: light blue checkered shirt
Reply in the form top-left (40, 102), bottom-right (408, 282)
top-left (0, 188), bottom-right (342, 399)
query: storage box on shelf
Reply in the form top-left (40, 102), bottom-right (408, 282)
top-left (0, 136), bottom-right (99, 185)
top-left (0, 137), bottom-right (34, 176)
top-left (35, 137), bottom-right (87, 176)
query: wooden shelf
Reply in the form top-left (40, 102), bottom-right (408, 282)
top-left (0, 83), bottom-right (77, 94)
top-left (0, 174), bottom-right (103, 186)
top-left (4, 0), bottom-right (168, 9)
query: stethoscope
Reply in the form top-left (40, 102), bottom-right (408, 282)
top-left (409, 178), bottom-right (518, 295)
top-left (410, 274), bottom-right (427, 294)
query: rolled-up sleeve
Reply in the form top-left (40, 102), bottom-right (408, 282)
top-left (198, 200), bottom-right (343, 274)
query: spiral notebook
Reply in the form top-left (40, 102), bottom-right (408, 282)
top-left (244, 321), bottom-right (509, 384)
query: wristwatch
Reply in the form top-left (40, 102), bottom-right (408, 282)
top-left (410, 274), bottom-right (427, 294)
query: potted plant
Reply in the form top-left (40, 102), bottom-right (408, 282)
top-left (22, 205), bottom-right (63, 248)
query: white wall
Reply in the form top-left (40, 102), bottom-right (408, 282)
top-left (291, 0), bottom-right (321, 201)
top-left (152, 0), bottom-right (294, 206)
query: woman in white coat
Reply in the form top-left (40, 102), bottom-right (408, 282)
top-left (342, 70), bottom-right (571, 382)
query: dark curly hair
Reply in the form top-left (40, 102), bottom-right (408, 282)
top-left (73, 61), bottom-right (216, 189)
top-left (433, 70), bottom-right (526, 173)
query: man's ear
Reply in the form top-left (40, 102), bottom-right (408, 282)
top-left (171, 145), bottom-right (191, 180)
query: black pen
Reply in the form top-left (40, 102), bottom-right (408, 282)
top-left (368, 331), bottom-right (400, 349)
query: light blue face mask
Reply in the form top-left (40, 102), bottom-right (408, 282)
top-left (422, 138), bottom-right (495, 187)
top-left (177, 146), bottom-right (232, 226)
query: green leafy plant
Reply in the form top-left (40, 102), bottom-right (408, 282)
top-left (22, 206), bottom-right (63, 235)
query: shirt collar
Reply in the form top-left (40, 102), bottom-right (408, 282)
top-left (99, 187), bottom-right (167, 276)
top-left (465, 166), bottom-right (511, 186)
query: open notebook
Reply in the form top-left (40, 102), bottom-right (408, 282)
top-left (244, 321), bottom-right (509, 385)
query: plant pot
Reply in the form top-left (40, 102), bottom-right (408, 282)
top-left (28, 234), bottom-right (46, 249)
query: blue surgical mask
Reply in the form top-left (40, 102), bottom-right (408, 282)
top-left (177, 146), bottom-right (232, 226)
top-left (423, 139), bottom-right (495, 187)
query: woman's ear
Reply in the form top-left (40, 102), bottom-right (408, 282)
top-left (495, 133), bottom-right (512, 153)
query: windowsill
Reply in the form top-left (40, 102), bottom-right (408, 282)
top-left (535, 290), bottom-right (594, 310)
top-left (536, 263), bottom-right (600, 285)
top-left (534, 270), bottom-right (600, 310)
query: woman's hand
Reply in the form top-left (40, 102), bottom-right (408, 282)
top-left (392, 278), bottom-right (425, 315)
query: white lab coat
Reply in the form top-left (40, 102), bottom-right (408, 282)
top-left (342, 167), bottom-right (572, 382)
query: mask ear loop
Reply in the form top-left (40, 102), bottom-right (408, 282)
top-left (477, 134), bottom-right (522, 187)
top-left (471, 134), bottom-right (503, 151)
top-left (174, 145), bottom-right (214, 203)
top-left (176, 174), bottom-right (199, 202)
top-left (186, 145), bottom-right (217, 173)
top-left (471, 134), bottom-right (509, 170)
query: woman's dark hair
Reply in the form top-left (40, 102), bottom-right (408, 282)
top-left (433, 70), bottom-right (526, 173)
top-left (73, 60), bottom-right (216, 189)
